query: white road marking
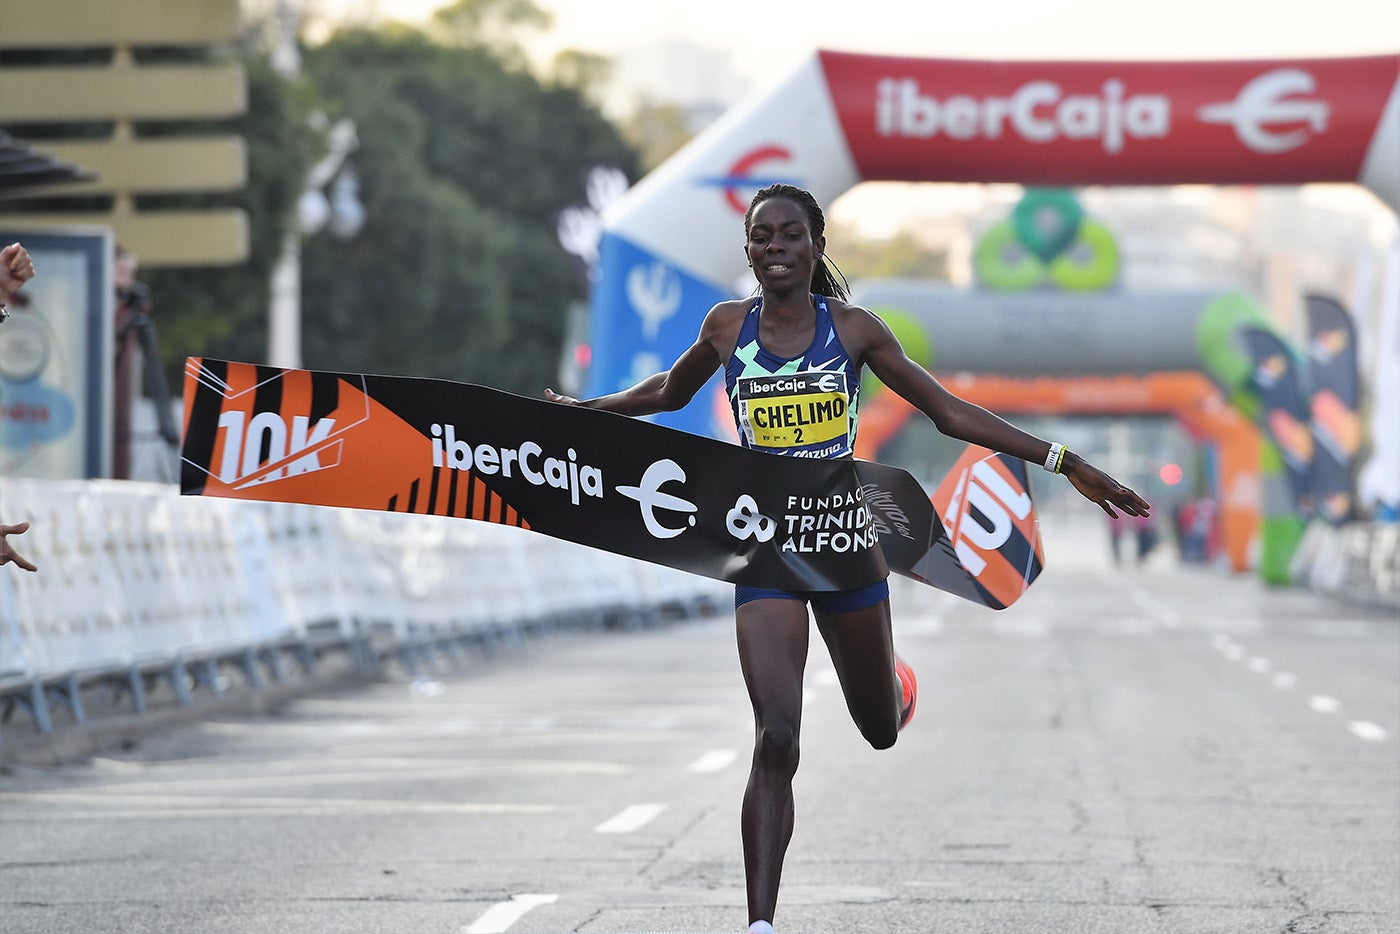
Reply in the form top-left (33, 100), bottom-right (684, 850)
top-left (463, 893), bottom-right (558, 933)
top-left (1347, 721), bottom-right (1388, 742)
top-left (900, 615), bottom-right (945, 636)
top-left (1096, 617), bottom-right (1158, 636)
top-left (3, 760), bottom-right (629, 797)
top-left (409, 677), bottom-right (446, 697)
top-left (595, 802), bottom-right (666, 834)
top-left (4, 803), bottom-right (560, 821)
top-left (1130, 590), bottom-right (1180, 627)
top-left (992, 616), bottom-right (1050, 637)
top-left (1207, 636), bottom-right (1385, 744)
top-left (687, 749), bottom-right (738, 773)
top-left (0, 791), bottom-right (558, 815)
top-left (1309, 695), bottom-right (1341, 713)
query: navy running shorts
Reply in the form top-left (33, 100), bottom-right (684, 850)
top-left (734, 578), bottom-right (890, 614)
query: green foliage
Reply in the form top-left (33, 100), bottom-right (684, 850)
top-left (620, 100), bottom-right (694, 173)
top-left (299, 26), bottom-right (637, 392)
top-left (550, 49), bottom-right (614, 102)
top-left (827, 221), bottom-right (952, 282)
top-left (430, 0), bottom-right (553, 68)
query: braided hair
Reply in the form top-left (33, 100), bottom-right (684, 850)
top-left (744, 183), bottom-right (849, 301)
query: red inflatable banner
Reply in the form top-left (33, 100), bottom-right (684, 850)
top-left (820, 52), bottom-right (1399, 187)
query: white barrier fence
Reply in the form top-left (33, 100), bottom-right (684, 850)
top-left (1290, 519), bottom-right (1400, 611)
top-left (0, 479), bottom-right (729, 736)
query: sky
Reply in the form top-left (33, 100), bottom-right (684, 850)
top-left (304, 0), bottom-right (1400, 86)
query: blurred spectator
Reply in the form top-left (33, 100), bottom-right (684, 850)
top-left (2, 243), bottom-right (39, 571)
top-left (1108, 511), bottom-right (1128, 565)
top-left (113, 244), bottom-right (145, 478)
top-left (1110, 507), bottom-right (1158, 566)
top-left (1197, 496), bottom-right (1220, 562)
top-left (1177, 496), bottom-right (1218, 564)
top-left (112, 244), bottom-right (179, 479)
top-left (1176, 500), bottom-right (1200, 562)
top-left (1131, 510), bottom-right (1158, 563)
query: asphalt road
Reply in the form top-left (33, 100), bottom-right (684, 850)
top-left (2, 518), bottom-right (1397, 934)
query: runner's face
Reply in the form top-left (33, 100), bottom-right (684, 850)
top-left (746, 198), bottom-right (822, 292)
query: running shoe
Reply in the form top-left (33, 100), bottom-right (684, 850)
top-left (748, 922), bottom-right (774, 934)
top-left (895, 655), bottom-right (917, 730)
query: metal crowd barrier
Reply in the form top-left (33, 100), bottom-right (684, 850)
top-left (0, 479), bottom-right (728, 738)
top-left (1289, 518), bottom-right (1400, 612)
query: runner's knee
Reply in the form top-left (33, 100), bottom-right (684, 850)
top-left (859, 715), bottom-right (898, 751)
top-left (753, 719), bottom-right (800, 774)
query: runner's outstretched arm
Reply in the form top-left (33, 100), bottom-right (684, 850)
top-left (545, 304), bottom-right (733, 416)
top-left (856, 307), bottom-right (1150, 519)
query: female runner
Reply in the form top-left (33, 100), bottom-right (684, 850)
top-left (547, 184), bottom-right (1149, 933)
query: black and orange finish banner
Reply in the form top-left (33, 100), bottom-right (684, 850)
top-left (180, 359), bottom-right (1042, 607)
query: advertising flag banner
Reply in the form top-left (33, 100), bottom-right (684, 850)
top-left (180, 359), bottom-right (1043, 609)
top-left (1304, 295), bottom-right (1361, 524)
top-left (927, 446), bottom-right (1046, 609)
top-left (1240, 326), bottom-right (1313, 510)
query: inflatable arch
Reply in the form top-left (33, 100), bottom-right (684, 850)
top-left (843, 278), bottom-right (1302, 575)
top-left (585, 51), bottom-right (1400, 440)
top-left (855, 368), bottom-right (1259, 573)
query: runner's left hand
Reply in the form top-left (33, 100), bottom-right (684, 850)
top-left (1063, 455), bottom-right (1151, 518)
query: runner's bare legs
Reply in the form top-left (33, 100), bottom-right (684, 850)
top-left (814, 599), bottom-right (902, 749)
top-left (736, 595), bottom-right (903, 926)
top-left (736, 599), bottom-right (810, 925)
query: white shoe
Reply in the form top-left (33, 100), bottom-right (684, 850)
top-left (748, 922), bottom-right (774, 934)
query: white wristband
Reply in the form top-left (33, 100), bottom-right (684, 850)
top-left (1043, 442), bottom-right (1065, 474)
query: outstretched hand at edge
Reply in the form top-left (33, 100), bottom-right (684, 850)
top-left (1, 243), bottom-right (35, 302)
top-left (1, 521), bottom-right (38, 572)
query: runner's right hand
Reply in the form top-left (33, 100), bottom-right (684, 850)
top-left (544, 388), bottom-right (582, 405)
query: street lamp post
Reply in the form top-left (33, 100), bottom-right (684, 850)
top-left (267, 0), bottom-right (364, 369)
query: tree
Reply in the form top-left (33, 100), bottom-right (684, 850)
top-left (826, 220), bottom-right (952, 282)
top-left (550, 49), bottom-right (613, 107)
top-left (428, 0), bottom-right (552, 71)
top-left (300, 26), bottom-right (637, 392)
top-left (620, 98), bottom-right (694, 173)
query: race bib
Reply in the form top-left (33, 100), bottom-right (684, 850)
top-left (736, 371), bottom-right (851, 457)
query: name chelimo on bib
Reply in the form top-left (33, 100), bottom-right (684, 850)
top-left (736, 371), bottom-right (852, 458)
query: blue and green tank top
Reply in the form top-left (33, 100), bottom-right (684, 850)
top-left (724, 295), bottom-right (860, 459)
